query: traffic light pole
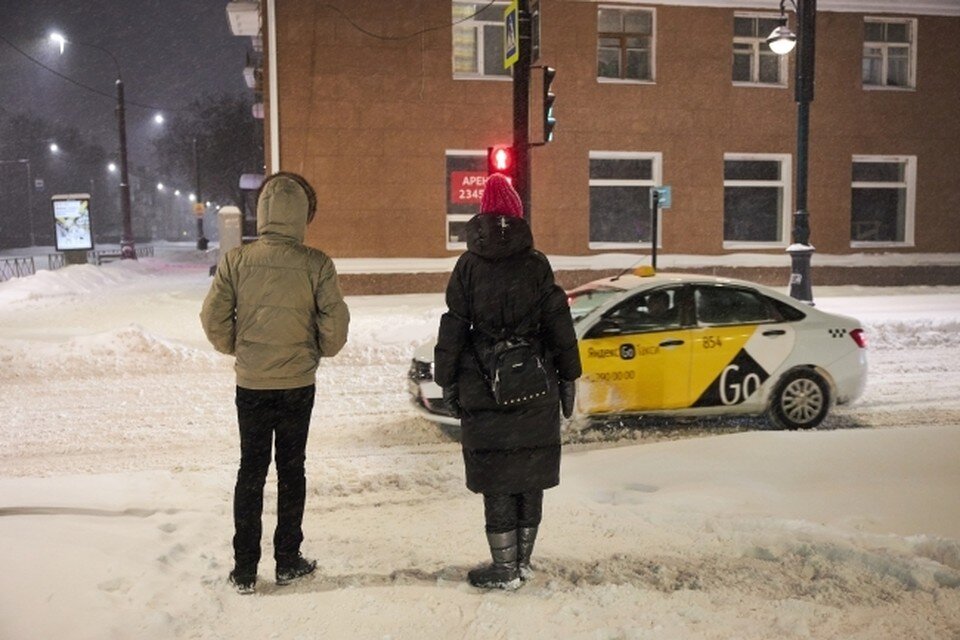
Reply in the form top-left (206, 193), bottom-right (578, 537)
top-left (513, 0), bottom-right (532, 223)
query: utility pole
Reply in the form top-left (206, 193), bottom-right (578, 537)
top-left (194, 137), bottom-right (208, 250)
top-left (513, 0), bottom-right (532, 223)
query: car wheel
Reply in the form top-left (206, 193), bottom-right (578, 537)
top-left (767, 369), bottom-right (830, 430)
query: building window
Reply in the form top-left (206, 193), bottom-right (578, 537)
top-left (733, 14), bottom-right (787, 85)
top-left (445, 151), bottom-right (487, 249)
top-left (588, 151), bottom-right (662, 248)
top-left (723, 154), bottom-right (791, 247)
top-left (863, 18), bottom-right (916, 89)
top-left (850, 155), bottom-right (916, 246)
top-left (597, 7), bottom-right (655, 82)
top-left (453, 1), bottom-right (511, 79)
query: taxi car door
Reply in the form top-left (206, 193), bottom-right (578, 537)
top-left (687, 284), bottom-right (796, 408)
top-left (578, 287), bottom-right (691, 413)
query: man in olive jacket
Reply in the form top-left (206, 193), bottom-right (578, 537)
top-left (200, 172), bottom-right (349, 594)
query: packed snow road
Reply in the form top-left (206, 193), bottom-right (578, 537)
top-left (0, 258), bottom-right (957, 476)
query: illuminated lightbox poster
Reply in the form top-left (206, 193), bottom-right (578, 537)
top-left (51, 193), bottom-right (94, 251)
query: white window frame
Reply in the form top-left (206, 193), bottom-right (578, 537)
top-left (722, 152), bottom-right (792, 250)
top-left (588, 150), bottom-right (663, 250)
top-left (445, 149), bottom-right (485, 251)
top-left (597, 5), bottom-right (657, 85)
top-left (732, 12), bottom-right (788, 88)
top-left (862, 17), bottom-right (917, 91)
top-left (452, 0), bottom-right (513, 81)
top-left (850, 154), bottom-right (916, 248)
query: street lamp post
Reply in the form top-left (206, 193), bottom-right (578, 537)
top-left (0, 159), bottom-right (33, 246)
top-left (193, 137), bottom-right (208, 250)
top-left (767, 0), bottom-right (817, 304)
top-left (51, 33), bottom-right (136, 259)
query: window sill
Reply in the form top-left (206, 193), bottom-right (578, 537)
top-left (597, 78), bottom-right (656, 86)
top-left (862, 84), bottom-right (916, 92)
top-left (722, 242), bottom-right (789, 250)
top-left (850, 241), bottom-right (915, 249)
top-left (732, 81), bottom-right (788, 89)
top-left (452, 74), bottom-right (512, 82)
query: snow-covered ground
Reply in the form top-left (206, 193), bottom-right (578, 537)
top-left (1, 247), bottom-right (958, 639)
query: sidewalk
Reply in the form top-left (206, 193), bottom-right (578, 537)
top-left (4, 242), bottom-right (959, 293)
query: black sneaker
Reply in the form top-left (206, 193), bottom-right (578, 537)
top-left (276, 555), bottom-right (317, 586)
top-left (228, 569), bottom-right (256, 595)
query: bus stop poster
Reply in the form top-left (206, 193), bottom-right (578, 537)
top-left (52, 193), bottom-right (94, 251)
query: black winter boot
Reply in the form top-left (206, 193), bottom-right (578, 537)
top-left (228, 567), bottom-right (257, 594)
top-left (517, 526), bottom-right (538, 580)
top-left (468, 530), bottom-right (521, 590)
top-left (276, 554), bottom-right (317, 586)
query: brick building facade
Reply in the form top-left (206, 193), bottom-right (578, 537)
top-left (229, 0), bottom-right (960, 264)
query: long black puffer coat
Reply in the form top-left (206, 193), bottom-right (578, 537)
top-left (434, 214), bottom-right (582, 495)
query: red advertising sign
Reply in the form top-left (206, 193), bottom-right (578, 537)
top-left (450, 171), bottom-right (487, 204)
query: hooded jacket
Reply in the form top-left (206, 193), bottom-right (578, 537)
top-left (435, 213), bottom-right (581, 494)
top-left (200, 176), bottom-right (350, 389)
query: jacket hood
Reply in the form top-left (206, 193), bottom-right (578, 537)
top-left (465, 213), bottom-right (533, 260)
top-left (257, 176), bottom-right (308, 242)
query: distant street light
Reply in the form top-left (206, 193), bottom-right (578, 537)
top-left (107, 162), bottom-right (117, 173)
top-left (767, 0), bottom-right (817, 304)
top-left (49, 142), bottom-right (59, 153)
top-left (51, 32), bottom-right (136, 259)
top-left (153, 113), bottom-right (164, 125)
top-left (157, 182), bottom-right (164, 191)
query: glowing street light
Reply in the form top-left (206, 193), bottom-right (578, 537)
top-left (153, 113), bottom-right (164, 125)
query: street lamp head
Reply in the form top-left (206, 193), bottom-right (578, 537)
top-left (49, 142), bottom-right (59, 154)
top-left (107, 162), bottom-right (117, 173)
top-left (154, 113), bottom-right (164, 125)
top-left (157, 182), bottom-right (164, 191)
top-left (49, 32), bottom-right (67, 54)
top-left (767, 23), bottom-right (797, 55)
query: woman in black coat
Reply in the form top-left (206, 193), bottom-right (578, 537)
top-left (434, 174), bottom-right (582, 589)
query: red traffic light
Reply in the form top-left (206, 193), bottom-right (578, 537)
top-left (487, 145), bottom-right (514, 176)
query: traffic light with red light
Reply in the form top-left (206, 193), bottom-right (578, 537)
top-left (487, 145), bottom-right (514, 177)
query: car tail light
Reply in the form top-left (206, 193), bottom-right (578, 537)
top-left (849, 328), bottom-right (867, 348)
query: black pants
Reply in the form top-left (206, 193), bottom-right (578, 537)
top-left (233, 385), bottom-right (315, 570)
top-left (483, 491), bottom-right (544, 534)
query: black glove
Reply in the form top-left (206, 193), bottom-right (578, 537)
top-left (560, 380), bottom-right (576, 419)
top-left (442, 385), bottom-right (462, 419)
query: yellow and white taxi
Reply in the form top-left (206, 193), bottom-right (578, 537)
top-left (408, 269), bottom-right (867, 429)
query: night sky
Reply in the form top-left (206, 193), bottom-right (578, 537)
top-left (0, 0), bottom-right (251, 171)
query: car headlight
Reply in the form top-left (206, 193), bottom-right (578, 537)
top-left (409, 359), bottom-right (433, 381)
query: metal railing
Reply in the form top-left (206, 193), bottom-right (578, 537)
top-left (0, 256), bottom-right (36, 282)
top-left (0, 246), bottom-right (156, 281)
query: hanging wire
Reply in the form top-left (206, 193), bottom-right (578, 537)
top-left (0, 31), bottom-right (181, 112)
top-left (316, 1), bottom-right (497, 41)
top-left (0, 2), bottom-right (499, 112)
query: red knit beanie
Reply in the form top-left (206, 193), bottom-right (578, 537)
top-left (480, 174), bottom-right (523, 218)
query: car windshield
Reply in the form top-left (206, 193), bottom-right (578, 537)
top-left (567, 286), bottom-right (623, 322)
